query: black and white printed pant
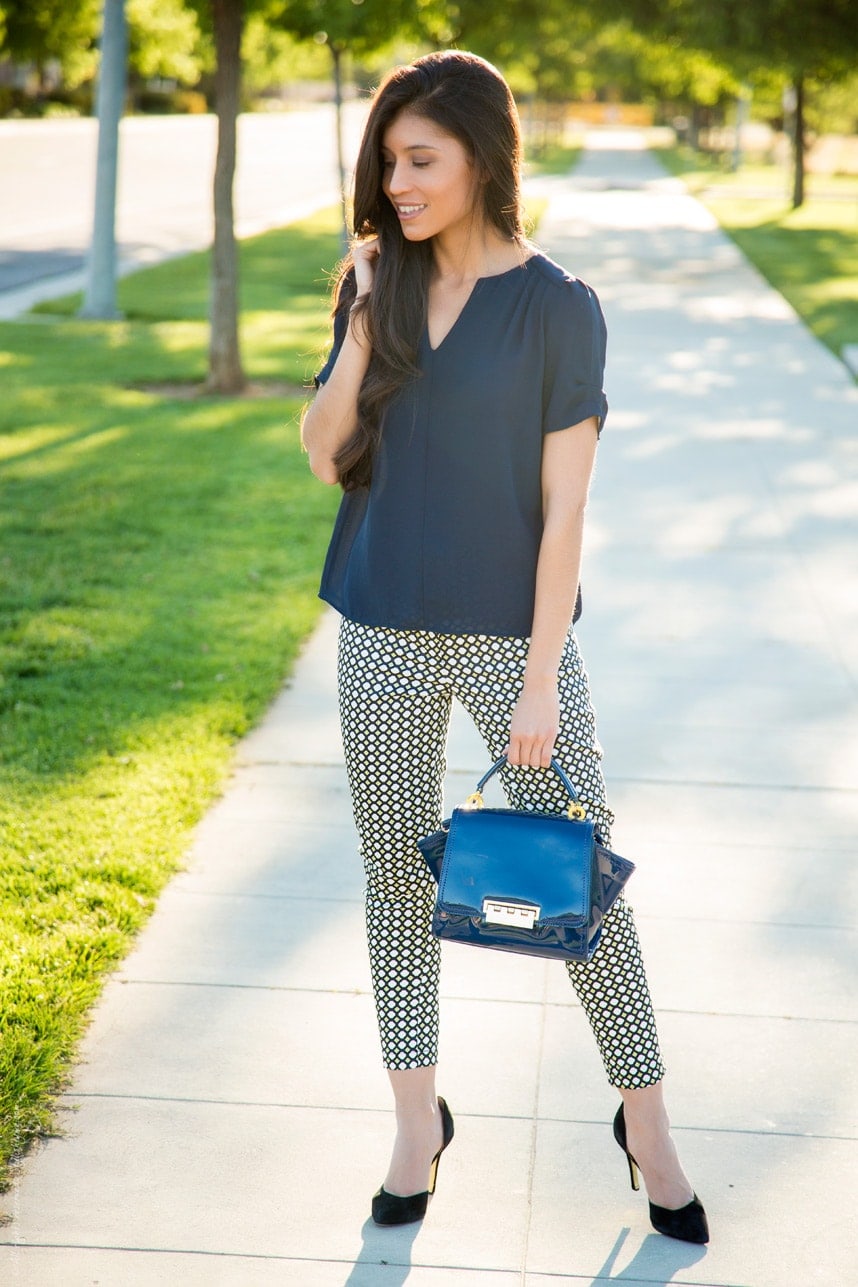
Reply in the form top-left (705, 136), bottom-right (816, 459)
top-left (337, 618), bottom-right (666, 1089)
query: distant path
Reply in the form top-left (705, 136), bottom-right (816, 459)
top-left (0, 104), bottom-right (366, 314)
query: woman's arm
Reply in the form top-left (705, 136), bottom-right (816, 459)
top-left (506, 416), bottom-right (599, 768)
top-left (300, 239), bottom-right (379, 485)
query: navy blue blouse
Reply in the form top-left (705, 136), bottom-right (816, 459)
top-left (314, 251), bottom-right (607, 637)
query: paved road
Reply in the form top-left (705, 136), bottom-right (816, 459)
top-left (1, 132), bottom-right (856, 1285)
top-left (0, 105), bottom-right (366, 311)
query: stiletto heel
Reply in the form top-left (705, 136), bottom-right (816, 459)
top-left (612, 1105), bottom-right (709, 1245)
top-left (371, 1097), bottom-right (455, 1226)
top-left (623, 1148), bottom-right (640, 1192)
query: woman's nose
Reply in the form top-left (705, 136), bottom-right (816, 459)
top-left (386, 163), bottom-right (409, 195)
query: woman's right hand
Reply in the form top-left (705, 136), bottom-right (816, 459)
top-left (352, 236), bottom-right (380, 299)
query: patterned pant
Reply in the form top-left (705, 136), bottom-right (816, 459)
top-left (337, 618), bottom-right (666, 1089)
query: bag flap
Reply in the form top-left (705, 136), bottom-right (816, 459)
top-left (416, 826), bottom-right (447, 882)
top-left (440, 807), bottom-right (595, 923)
top-left (596, 844), bottom-right (635, 912)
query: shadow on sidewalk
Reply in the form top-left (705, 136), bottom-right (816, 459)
top-left (590, 1226), bottom-right (708, 1284)
top-left (343, 1216), bottom-right (420, 1286)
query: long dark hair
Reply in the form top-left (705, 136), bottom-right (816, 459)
top-left (331, 50), bottom-right (527, 490)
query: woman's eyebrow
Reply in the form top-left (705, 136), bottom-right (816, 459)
top-left (381, 143), bottom-right (443, 154)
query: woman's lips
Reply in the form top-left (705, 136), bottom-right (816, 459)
top-left (395, 203), bottom-right (427, 221)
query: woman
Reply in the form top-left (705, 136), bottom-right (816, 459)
top-left (301, 50), bottom-right (708, 1243)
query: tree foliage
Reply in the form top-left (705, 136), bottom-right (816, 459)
top-left (429, 1), bottom-right (737, 114)
top-left (0, 0), bottom-right (99, 66)
top-left (0, 0), bottom-right (205, 89)
top-left (0, 0), bottom-right (100, 85)
top-left (592, 0), bottom-right (858, 203)
top-left (616, 0), bottom-right (857, 77)
top-left (453, 1), bottom-right (598, 101)
top-left (126, 0), bottom-right (203, 84)
top-left (241, 13), bottom-right (328, 94)
top-left (276, 0), bottom-right (421, 57)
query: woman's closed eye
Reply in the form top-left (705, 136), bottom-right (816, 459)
top-left (381, 157), bottom-right (432, 170)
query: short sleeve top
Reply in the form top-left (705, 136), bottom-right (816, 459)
top-left (314, 251), bottom-right (607, 638)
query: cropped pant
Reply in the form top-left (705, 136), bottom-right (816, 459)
top-left (337, 618), bottom-right (666, 1089)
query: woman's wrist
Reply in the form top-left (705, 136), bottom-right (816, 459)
top-left (348, 296), bottom-right (371, 346)
top-left (521, 666), bottom-right (559, 692)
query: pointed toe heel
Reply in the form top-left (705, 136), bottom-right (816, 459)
top-left (371, 1097), bottom-right (455, 1227)
top-left (371, 1185), bottom-right (429, 1226)
top-left (649, 1194), bottom-right (709, 1245)
top-left (612, 1104), bottom-right (709, 1245)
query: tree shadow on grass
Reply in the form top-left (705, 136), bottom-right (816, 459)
top-left (0, 401), bottom-right (336, 780)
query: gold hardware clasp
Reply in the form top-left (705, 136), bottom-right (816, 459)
top-left (464, 791), bottom-right (484, 810)
top-left (566, 802), bottom-right (587, 820)
top-left (483, 898), bottom-right (539, 928)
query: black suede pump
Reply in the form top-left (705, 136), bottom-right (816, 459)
top-left (371, 1097), bottom-right (455, 1227)
top-left (613, 1104), bottom-right (709, 1245)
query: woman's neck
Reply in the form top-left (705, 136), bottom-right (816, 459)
top-left (431, 224), bottom-right (523, 286)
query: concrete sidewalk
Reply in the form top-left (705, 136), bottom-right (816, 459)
top-left (2, 133), bottom-right (856, 1286)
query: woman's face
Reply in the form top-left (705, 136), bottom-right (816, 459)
top-left (380, 110), bottom-right (480, 243)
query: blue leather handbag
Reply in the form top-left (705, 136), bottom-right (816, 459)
top-left (417, 756), bottom-right (635, 963)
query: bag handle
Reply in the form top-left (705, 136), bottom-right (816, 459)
top-left (464, 755), bottom-right (587, 821)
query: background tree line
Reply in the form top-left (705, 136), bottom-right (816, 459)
top-left (2, 0), bottom-right (855, 146)
top-left (1, 0), bottom-right (855, 390)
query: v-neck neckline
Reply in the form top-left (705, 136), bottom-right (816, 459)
top-left (425, 256), bottom-right (535, 354)
top-left (426, 279), bottom-right (481, 354)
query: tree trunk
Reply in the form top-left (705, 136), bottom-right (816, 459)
top-left (79, 0), bottom-right (127, 320)
top-left (791, 73), bottom-right (805, 210)
top-left (208, 0), bottom-right (245, 394)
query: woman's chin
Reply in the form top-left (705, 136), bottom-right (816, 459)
top-left (399, 222), bottom-right (432, 242)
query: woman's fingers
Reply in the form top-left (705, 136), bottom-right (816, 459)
top-left (352, 234), bottom-right (380, 258)
top-left (352, 236), bottom-right (380, 296)
top-left (505, 736), bottom-right (555, 769)
top-left (507, 688), bottom-right (559, 769)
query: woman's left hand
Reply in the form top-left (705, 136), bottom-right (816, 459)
top-left (505, 683), bottom-right (560, 768)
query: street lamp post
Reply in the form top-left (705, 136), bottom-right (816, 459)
top-left (79, 0), bottom-right (127, 320)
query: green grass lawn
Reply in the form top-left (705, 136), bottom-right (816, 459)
top-left (525, 140), bottom-right (582, 177)
top-left (657, 145), bottom-right (858, 364)
top-left (0, 211), bottom-right (344, 1182)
